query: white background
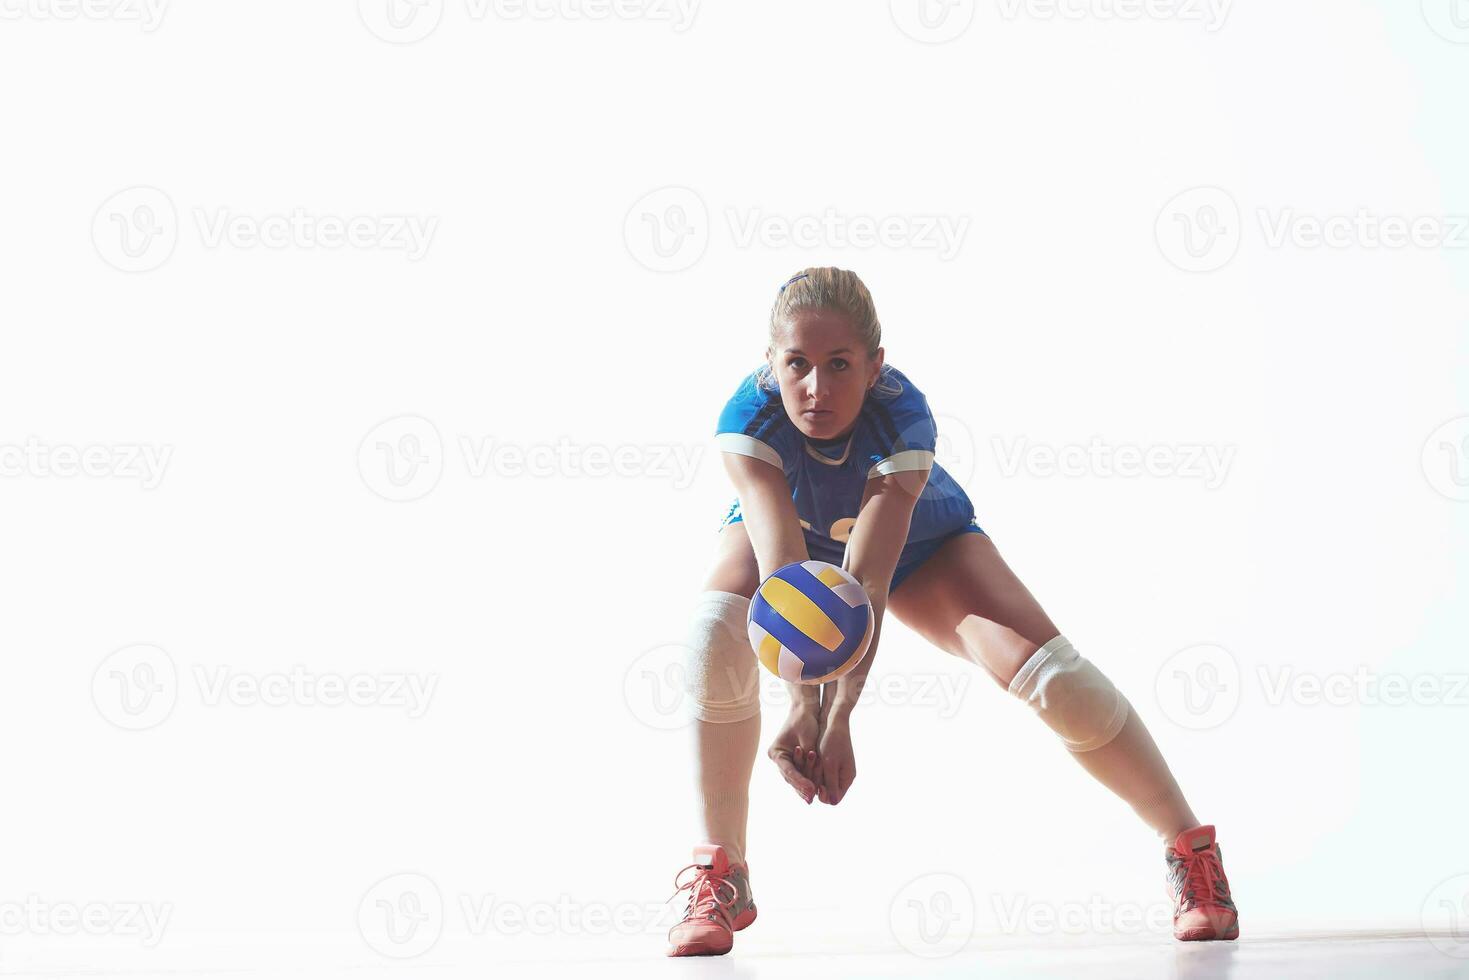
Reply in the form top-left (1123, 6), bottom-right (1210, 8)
top-left (1, 0), bottom-right (1466, 972)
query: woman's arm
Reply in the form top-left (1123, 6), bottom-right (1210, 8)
top-left (719, 451), bottom-right (819, 711)
top-left (720, 452), bottom-right (809, 581)
top-left (823, 467), bottom-right (929, 721)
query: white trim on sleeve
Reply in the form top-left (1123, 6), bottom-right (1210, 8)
top-left (866, 449), bottom-right (935, 479)
top-left (717, 432), bottom-right (783, 469)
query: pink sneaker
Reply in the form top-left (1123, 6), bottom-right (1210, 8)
top-left (665, 844), bottom-right (757, 957)
top-left (1165, 824), bottom-right (1240, 941)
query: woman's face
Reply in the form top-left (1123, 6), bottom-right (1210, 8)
top-left (768, 309), bottom-right (884, 441)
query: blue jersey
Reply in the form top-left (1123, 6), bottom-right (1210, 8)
top-left (715, 366), bottom-right (976, 556)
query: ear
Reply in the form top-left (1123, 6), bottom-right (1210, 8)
top-left (869, 347), bottom-right (885, 387)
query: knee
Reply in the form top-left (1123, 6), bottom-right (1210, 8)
top-left (682, 591), bottom-right (761, 724)
top-left (1006, 634), bottom-right (1130, 752)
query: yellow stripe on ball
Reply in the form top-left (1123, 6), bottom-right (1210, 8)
top-left (816, 566), bottom-right (848, 588)
top-left (757, 633), bottom-right (783, 677)
top-left (758, 576), bottom-right (843, 652)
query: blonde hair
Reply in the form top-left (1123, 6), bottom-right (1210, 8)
top-left (755, 266), bottom-right (903, 398)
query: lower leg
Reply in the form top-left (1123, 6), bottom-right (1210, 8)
top-left (682, 591), bottom-right (762, 867)
top-left (1065, 699), bottom-right (1199, 839)
top-left (692, 714), bottom-right (759, 867)
top-left (1008, 635), bottom-right (1200, 839)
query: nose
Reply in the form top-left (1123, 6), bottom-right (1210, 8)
top-left (805, 367), bottom-right (832, 402)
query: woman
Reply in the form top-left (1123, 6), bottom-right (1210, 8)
top-left (665, 268), bottom-right (1238, 956)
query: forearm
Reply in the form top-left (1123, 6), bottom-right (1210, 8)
top-left (823, 589), bottom-right (887, 721)
top-left (785, 680), bottom-right (821, 712)
top-left (720, 453), bottom-right (810, 580)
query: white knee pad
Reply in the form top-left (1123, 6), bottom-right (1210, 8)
top-left (1008, 635), bottom-right (1130, 752)
top-left (681, 591), bottom-right (761, 724)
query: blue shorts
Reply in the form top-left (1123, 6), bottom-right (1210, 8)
top-left (718, 498), bottom-right (988, 595)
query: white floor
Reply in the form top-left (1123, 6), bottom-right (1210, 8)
top-left (1, 930), bottom-right (1466, 979)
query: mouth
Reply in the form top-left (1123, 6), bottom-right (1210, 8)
top-left (801, 409), bottom-right (832, 418)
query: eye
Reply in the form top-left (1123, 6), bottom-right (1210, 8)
top-left (831, 358), bottom-right (849, 370)
top-left (787, 357), bottom-right (808, 371)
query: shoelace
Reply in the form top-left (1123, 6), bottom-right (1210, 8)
top-left (665, 862), bottom-right (742, 931)
top-left (1170, 846), bottom-right (1234, 912)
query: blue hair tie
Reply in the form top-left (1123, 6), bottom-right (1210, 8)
top-left (779, 273), bottom-right (809, 294)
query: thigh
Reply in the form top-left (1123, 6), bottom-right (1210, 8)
top-left (702, 520), bottom-right (760, 599)
top-left (887, 532), bottom-right (1060, 689)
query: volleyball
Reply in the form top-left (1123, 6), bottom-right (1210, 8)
top-left (746, 560), bottom-right (874, 685)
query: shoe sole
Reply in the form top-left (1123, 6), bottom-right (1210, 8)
top-left (1175, 915), bottom-right (1239, 942)
top-left (665, 905), bottom-right (757, 956)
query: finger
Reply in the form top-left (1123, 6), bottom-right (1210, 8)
top-left (773, 753), bottom-right (815, 801)
top-left (834, 761), bottom-right (854, 805)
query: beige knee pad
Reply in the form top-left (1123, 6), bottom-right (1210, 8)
top-left (1008, 635), bottom-right (1130, 752)
top-left (682, 591), bottom-right (761, 724)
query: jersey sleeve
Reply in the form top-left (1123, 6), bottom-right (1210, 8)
top-left (860, 372), bottom-right (938, 479)
top-left (715, 371), bottom-right (796, 472)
